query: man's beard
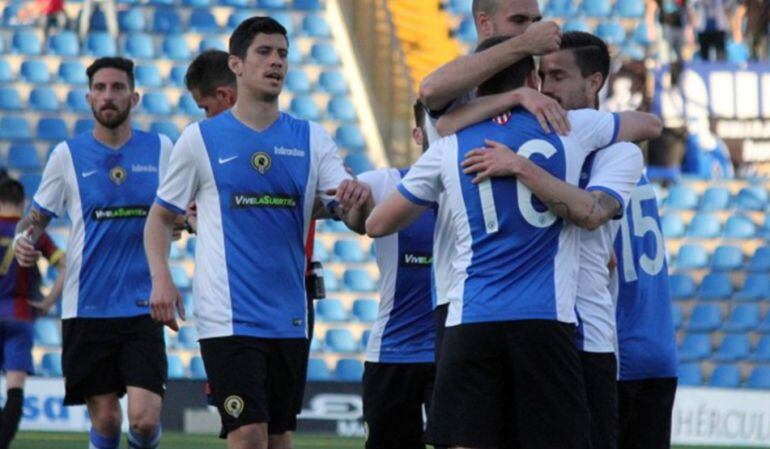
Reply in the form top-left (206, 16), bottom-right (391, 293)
top-left (93, 104), bottom-right (131, 129)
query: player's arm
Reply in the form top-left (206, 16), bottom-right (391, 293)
top-left (328, 179), bottom-right (375, 235)
top-left (435, 87), bottom-right (570, 137)
top-left (29, 235), bottom-right (66, 315)
top-left (145, 203), bottom-right (185, 331)
top-left (419, 21), bottom-right (561, 111)
top-left (366, 190), bottom-right (430, 237)
top-left (13, 208), bottom-right (51, 266)
top-left (615, 111), bottom-right (663, 142)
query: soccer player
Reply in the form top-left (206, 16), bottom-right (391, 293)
top-left (367, 44), bottom-right (658, 449)
top-left (0, 179), bottom-right (64, 449)
top-left (14, 57), bottom-right (172, 449)
top-left (356, 101), bottom-right (436, 449)
top-left (144, 17), bottom-right (372, 449)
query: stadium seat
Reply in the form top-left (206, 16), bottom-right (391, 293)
top-left (562, 19), bottom-right (590, 33)
top-left (34, 318), bottom-right (61, 346)
top-left (142, 91), bottom-right (172, 116)
top-left (320, 219), bottom-right (350, 233)
top-left (118, 8), bottom-right (146, 32)
top-left (47, 30), bottom-right (79, 56)
top-left (285, 71), bottom-right (311, 93)
top-left (183, 0), bottom-right (211, 7)
top-left (748, 246), bottom-right (770, 272)
top-left (595, 20), bottom-right (626, 46)
top-left (328, 97), bottom-right (358, 122)
top-left (307, 358), bottom-right (331, 381)
top-left (19, 173), bottom-right (41, 198)
top-left (724, 215), bottom-right (757, 239)
top-left (86, 32), bottom-right (117, 56)
top-left (41, 352), bottom-right (63, 377)
top-left (316, 299), bottom-right (348, 322)
top-left (318, 71), bottom-right (349, 94)
top-left (581, 0), bottom-right (612, 16)
top-left (74, 119), bottom-right (95, 135)
top-left (446, 0), bottom-right (473, 14)
top-left (310, 43), bottom-right (340, 65)
top-left (333, 239), bottom-right (365, 263)
top-left (334, 358), bottom-right (363, 381)
top-left (736, 186), bottom-right (768, 211)
top-left (0, 116), bottom-right (31, 141)
top-left (274, 10), bottom-right (296, 36)
top-left (325, 328), bottom-right (357, 353)
top-left (36, 118), bottom-right (68, 142)
top-left (687, 304), bottom-right (722, 332)
top-left (199, 38), bottom-right (226, 52)
top-left (344, 153), bottom-right (373, 175)
top-left (123, 33), bottom-right (155, 59)
top-left (20, 59), bottom-right (50, 84)
top-left (324, 269), bottom-right (340, 292)
top-left (227, 11), bottom-right (253, 30)
top-left (29, 87), bottom-right (60, 112)
top-left (735, 274), bottom-right (770, 301)
top-left (168, 66), bottom-right (187, 87)
top-left (665, 185), bottom-right (698, 210)
top-left (699, 186), bottom-right (731, 211)
top-left (170, 265), bottom-right (191, 290)
top-left (675, 244), bottom-right (708, 270)
top-left (671, 304), bottom-right (683, 329)
top-left (59, 61), bottom-right (88, 85)
top-left (150, 120), bottom-right (180, 142)
top-left (135, 65), bottom-right (163, 88)
top-left (619, 43), bottom-right (645, 60)
top-left (0, 60), bottom-right (12, 83)
top-left (185, 237), bottom-right (196, 256)
top-left (615, 0), bottom-right (645, 17)
top-left (749, 336), bottom-right (770, 362)
top-left (293, 0), bottom-right (321, 9)
top-left (189, 356), bottom-right (206, 379)
top-left (2, 4), bottom-right (21, 28)
top-left (219, 0), bottom-right (251, 8)
top-left (723, 305), bottom-right (761, 332)
top-left (153, 9), bottom-right (183, 34)
top-left (0, 87), bottom-right (21, 110)
top-left (727, 41), bottom-right (750, 64)
top-left (688, 214), bottom-right (721, 238)
top-left (288, 44), bottom-right (303, 64)
top-left (310, 336), bottom-right (322, 352)
top-left (712, 334), bottom-right (751, 362)
top-left (179, 93), bottom-right (204, 117)
top-left (87, 8), bottom-right (108, 32)
top-left (360, 329), bottom-right (371, 350)
top-left (313, 240), bottom-right (329, 262)
top-left (163, 35), bottom-right (191, 61)
top-left (167, 355), bottom-right (185, 379)
top-left (678, 333), bottom-right (712, 361)
top-left (335, 125), bottom-right (366, 151)
top-left (352, 298), bottom-right (378, 323)
top-left (710, 245), bottom-right (743, 271)
top-left (746, 366), bottom-right (770, 389)
top-left (177, 325), bottom-right (199, 349)
top-left (290, 95), bottom-right (320, 121)
top-left (454, 17), bottom-right (477, 43)
top-left (302, 13), bottom-right (330, 37)
top-left (660, 214), bottom-right (685, 239)
top-left (546, 0), bottom-right (578, 16)
top-left (344, 269), bottom-right (376, 292)
top-left (709, 364), bottom-right (742, 388)
top-left (698, 273), bottom-right (732, 301)
top-left (189, 9), bottom-right (219, 33)
top-left (12, 29), bottom-right (41, 55)
top-left (678, 362), bottom-right (702, 386)
top-left (66, 89), bottom-right (90, 113)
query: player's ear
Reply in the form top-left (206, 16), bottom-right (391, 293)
top-left (475, 12), bottom-right (493, 39)
top-left (525, 70), bottom-right (538, 89)
top-left (412, 126), bottom-right (424, 148)
top-left (222, 86), bottom-right (237, 107)
top-left (130, 91), bottom-right (140, 108)
top-left (589, 72), bottom-right (604, 97)
top-left (228, 55), bottom-right (242, 77)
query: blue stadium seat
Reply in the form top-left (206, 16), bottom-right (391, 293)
top-left (150, 120), bottom-right (180, 141)
top-left (665, 185), bottom-right (698, 210)
top-left (630, 22), bottom-right (651, 46)
top-left (320, 220), bottom-right (350, 233)
top-left (699, 186), bottom-right (731, 211)
top-left (34, 318), bottom-right (61, 346)
top-left (185, 237), bottom-right (196, 256)
top-left (293, 0), bottom-right (321, 9)
top-left (189, 9), bottom-right (219, 33)
top-left (169, 66), bottom-right (187, 87)
top-left (336, 125), bottom-right (365, 151)
top-left (0, 60), bottom-right (12, 83)
top-left (285, 71), bottom-right (311, 94)
top-left (318, 71), bottom-right (349, 94)
top-left (163, 35), bottom-right (191, 61)
top-left (736, 186), bottom-right (768, 211)
top-left (328, 97), bottom-right (357, 122)
top-left (581, 0), bottom-right (611, 16)
top-left (676, 244), bottom-right (708, 270)
top-left (87, 8), bottom-right (108, 32)
top-left (219, 0), bottom-right (251, 8)
top-left (118, 8), bottom-right (146, 32)
top-left (619, 43), bottom-right (645, 60)
top-left (749, 336), bottom-right (770, 362)
top-left (177, 325), bottom-right (199, 348)
top-left (47, 30), bottom-right (79, 56)
top-left (360, 329), bottom-right (371, 349)
top-left (710, 245), bottom-right (743, 271)
top-left (678, 362), bottom-right (702, 386)
top-left (344, 154), bottom-right (373, 175)
top-left (189, 356), bottom-right (206, 379)
top-left (344, 269), bottom-right (376, 292)
top-left (712, 335), bottom-right (751, 362)
top-left (325, 328), bottom-right (356, 353)
top-left (748, 246), bottom-right (770, 272)
top-left (352, 299), bottom-right (378, 323)
top-left (546, 0), bottom-right (578, 16)
top-left (313, 240), bottom-right (329, 262)
top-left (759, 312), bottom-right (770, 334)
top-left (183, 0), bottom-right (211, 7)
top-left (36, 118), bottom-right (68, 142)
top-left (724, 215), bottom-right (757, 239)
top-left (41, 352), bottom-right (62, 377)
top-left (727, 41), bottom-right (750, 64)
top-left (0, 87), bottom-right (21, 110)
top-left (20, 59), bottom-right (50, 84)
top-left (687, 304), bottom-right (722, 332)
top-left (199, 37), bottom-right (226, 52)
top-left (290, 95), bottom-right (320, 121)
top-left (124, 33), bottom-right (155, 59)
top-left (595, 20), bottom-right (626, 46)
top-left (29, 87), bottom-right (60, 112)
top-left (678, 333), bottom-right (712, 362)
top-left (0, 116), bottom-right (31, 141)
top-left (288, 44), bottom-right (303, 64)
top-left (135, 65), bottom-right (163, 88)
top-left (170, 265), bottom-right (191, 290)
top-left (671, 304), bottom-right (683, 329)
top-left (455, 17), bottom-right (477, 43)
top-left (688, 214), bottom-right (721, 238)
top-left (324, 269), bottom-right (340, 292)
top-left (74, 119), bottom-right (95, 135)
top-left (660, 214), bottom-right (685, 239)
top-left (333, 239), bottom-right (365, 263)
top-left (153, 9), bottom-right (183, 34)
top-left (19, 173), bottom-right (42, 197)
top-left (143, 91), bottom-right (172, 116)
top-left (302, 13), bottom-right (330, 37)
top-left (446, 0), bottom-right (472, 13)
top-left (735, 274), bottom-right (770, 301)
top-left (58, 61), bottom-right (88, 85)
top-left (168, 242), bottom-right (182, 260)
top-left (698, 273), bottom-right (733, 301)
top-left (723, 305), bottom-right (760, 332)
top-left (307, 358), bottom-right (331, 381)
top-left (259, 0), bottom-right (287, 7)
top-left (274, 11), bottom-right (295, 36)
top-left (562, 19), bottom-right (590, 33)
top-left (615, 0), bottom-right (644, 17)
top-left (316, 299), bottom-right (348, 322)
top-left (167, 355), bottom-right (185, 378)
top-left (179, 93), bottom-right (205, 117)
top-left (334, 358), bottom-right (363, 382)
top-left (227, 11), bottom-right (253, 30)
top-left (2, 4), bottom-right (22, 28)
top-left (310, 336), bottom-right (322, 352)
top-left (709, 364), bottom-right (741, 388)
top-left (746, 366), bottom-right (770, 389)
top-left (310, 43), bottom-right (340, 65)
top-left (66, 89), bottom-right (90, 113)
top-left (86, 32), bottom-right (117, 56)
top-left (12, 29), bottom-right (41, 55)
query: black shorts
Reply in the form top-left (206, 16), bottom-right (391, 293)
top-left (581, 351), bottom-right (618, 449)
top-left (199, 336), bottom-right (307, 438)
top-left (61, 315), bottom-right (167, 406)
top-left (426, 320), bottom-right (591, 449)
top-left (433, 303), bottom-right (448, 362)
top-left (618, 377), bottom-right (677, 449)
top-left (363, 362), bottom-right (436, 449)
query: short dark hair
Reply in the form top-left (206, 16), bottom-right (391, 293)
top-left (86, 57), bottom-right (135, 90)
top-left (560, 31), bottom-right (610, 85)
top-left (185, 50), bottom-right (236, 97)
top-left (229, 16), bottom-right (288, 59)
top-left (413, 100), bottom-right (426, 128)
top-left (0, 179), bottom-right (24, 206)
top-left (472, 0), bottom-right (499, 16)
top-left (476, 36), bottom-right (535, 96)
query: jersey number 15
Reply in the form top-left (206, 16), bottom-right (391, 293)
top-left (619, 184), bottom-right (665, 282)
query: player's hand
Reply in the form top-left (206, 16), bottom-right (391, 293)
top-left (185, 202), bottom-right (198, 234)
top-left (150, 275), bottom-right (185, 331)
top-left (519, 21), bottom-right (561, 55)
top-left (326, 179), bottom-right (372, 211)
top-left (516, 87), bottom-right (570, 135)
top-left (13, 227), bottom-right (41, 267)
top-left (462, 140), bottom-right (525, 183)
top-left (172, 216), bottom-right (185, 241)
top-left (28, 299), bottom-right (53, 316)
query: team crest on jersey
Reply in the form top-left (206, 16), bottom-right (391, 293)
top-left (224, 396), bottom-right (244, 418)
top-left (251, 152), bottom-right (272, 174)
top-left (109, 166), bottom-right (128, 185)
top-left (493, 111), bottom-right (512, 125)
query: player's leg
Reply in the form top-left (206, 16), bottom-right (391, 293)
top-left (125, 387), bottom-right (162, 448)
top-left (580, 351), bottom-right (618, 449)
top-left (618, 378), bottom-right (677, 449)
top-left (265, 338), bottom-right (307, 449)
top-left (0, 321), bottom-right (33, 449)
top-left (85, 393), bottom-right (123, 449)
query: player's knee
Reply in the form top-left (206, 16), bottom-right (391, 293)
top-left (128, 414), bottom-right (159, 437)
top-left (267, 433), bottom-right (293, 449)
top-left (90, 407), bottom-right (122, 436)
top-left (229, 424), bottom-right (268, 449)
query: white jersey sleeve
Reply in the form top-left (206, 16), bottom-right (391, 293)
top-left (398, 136), bottom-right (453, 205)
top-left (310, 122), bottom-right (353, 208)
top-left (586, 142), bottom-right (644, 216)
top-left (155, 125), bottom-right (200, 215)
top-left (358, 168), bottom-right (393, 206)
top-left (567, 109), bottom-right (620, 155)
top-left (33, 142), bottom-right (68, 217)
top-left (157, 133), bottom-right (174, 183)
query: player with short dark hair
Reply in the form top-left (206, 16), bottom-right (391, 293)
top-left (185, 50), bottom-right (237, 118)
top-left (14, 56), bottom-right (172, 449)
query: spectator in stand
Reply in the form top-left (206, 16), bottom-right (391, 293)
top-left (691, 0), bottom-right (732, 60)
top-left (646, 0), bottom-right (695, 65)
top-left (79, 0), bottom-right (118, 40)
top-left (733, 0), bottom-right (769, 60)
top-left (16, 0), bottom-right (67, 34)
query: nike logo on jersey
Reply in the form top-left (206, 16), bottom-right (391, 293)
top-left (81, 170), bottom-right (98, 178)
top-left (218, 156), bottom-right (239, 164)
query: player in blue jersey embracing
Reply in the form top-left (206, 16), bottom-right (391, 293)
top-left (356, 101), bottom-right (437, 449)
top-left (145, 17), bottom-right (373, 449)
top-left (13, 57), bottom-right (172, 449)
